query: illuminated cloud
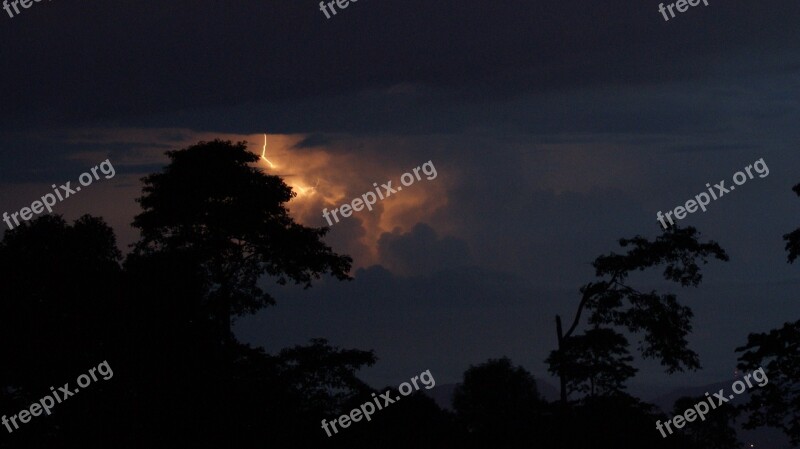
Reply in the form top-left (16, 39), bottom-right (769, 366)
top-left (243, 133), bottom-right (451, 268)
top-left (54, 128), bottom-right (453, 269)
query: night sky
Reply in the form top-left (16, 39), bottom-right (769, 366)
top-left (2, 0), bottom-right (799, 398)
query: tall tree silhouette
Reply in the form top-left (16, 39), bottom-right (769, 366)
top-left (550, 226), bottom-right (728, 404)
top-left (0, 214), bottom-right (122, 390)
top-left (223, 339), bottom-right (378, 448)
top-left (732, 180), bottom-right (800, 446)
top-left (453, 358), bottom-right (547, 448)
top-left (272, 338), bottom-right (376, 416)
top-left (546, 327), bottom-right (636, 398)
top-left (736, 320), bottom-right (800, 445)
top-left (131, 139), bottom-right (352, 344)
top-left (0, 215), bottom-right (123, 449)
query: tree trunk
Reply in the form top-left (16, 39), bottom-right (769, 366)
top-left (556, 315), bottom-right (568, 405)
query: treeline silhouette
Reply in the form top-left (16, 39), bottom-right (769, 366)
top-left (0, 140), bottom-right (796, 449)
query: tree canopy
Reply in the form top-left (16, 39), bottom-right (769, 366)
top-left (550, 226), bottom-right (729, 403)
top-left (131, 139), bottom-right (352, 341)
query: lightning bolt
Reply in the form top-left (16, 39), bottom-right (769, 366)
top-left (258, 133), bottom-right (319, 198)
top-left (261, 133), bottom-right (275, 168)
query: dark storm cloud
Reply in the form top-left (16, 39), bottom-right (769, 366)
top-left (0, 130), bottom-right (168, 182)
top-left (1, 0), bottom-right (799, 129)
top-left (79, 67), bottom-right (800, 140)
top-left (293, 133), bottom-right (331, 148)
top-left (377, 223), bottom-right (473, 276)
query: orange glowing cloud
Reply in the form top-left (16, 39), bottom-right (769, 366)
top-left (60, 127), bottom-right (450, 269)
top-left (245, 133), bottom-right (448, 267)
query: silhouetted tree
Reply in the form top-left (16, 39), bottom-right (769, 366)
top-left (273, 338), bottom-right (376, 416)
top-left (550, 226), bottom-right (729, 404)
top-left (131, 139), bottom-right (352, 344)
top-left (735, 321), bottom-right (800, 446)
top-left (670, 396), bottom-right (741, 449)
top-left (0, 214), bottom-right (122, 390)
top-left (731, 180), bottom-right (800, 446)
top-left (0, 142), bottom-right (371, 449)
top-left (224, 339), bottom-right (378, 448)
top-left (120, 140), bottom-right (372, 448)
top-left (546, 327), bottom-right (636, 398)
top-left (453, 358), bottom-right (547, 448)
top-left (567, 394), bottom-right (678, 449)
top-left (336, 389), bottom-right (461, 449)
top-left (0, 215), bottom-right (125, 449)
top-left (782, 182), bottom-right (800, 263)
